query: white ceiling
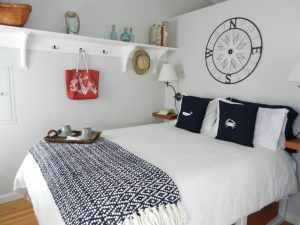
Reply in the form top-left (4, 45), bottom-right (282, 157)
top-left (211, 0), bottom-right (227, 3)
top-left (154, 0), bottom-right (227, 18)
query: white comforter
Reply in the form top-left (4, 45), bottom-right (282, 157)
top-left (14, 123), bottom-right (298, 225)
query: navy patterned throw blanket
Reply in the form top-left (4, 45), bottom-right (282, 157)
top-left (29, 138), bottom-right (187, 225)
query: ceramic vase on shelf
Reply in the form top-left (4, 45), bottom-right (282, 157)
top-left (129, 27), bottom-right (134, 43)
top-left (110, 25), bottom-right (118, 40)
top-left (120, 27), bottom-right (131, 42)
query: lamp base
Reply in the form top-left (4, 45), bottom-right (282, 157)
top-left (166, 82), bottom-right (182, 101)
top-left (175, 92), bottom-right (182, 101)
top-left (165, 82), bottom-right (182, 113)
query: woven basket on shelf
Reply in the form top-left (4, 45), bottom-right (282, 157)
top-left (0, 3), bottom-right (32, 27)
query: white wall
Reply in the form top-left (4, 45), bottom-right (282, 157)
top-left (0, 0), bottom-right (214, 197)
top-left (168, 0), bottom-right (300, 221)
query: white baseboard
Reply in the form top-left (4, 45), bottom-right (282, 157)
top-left (0, 192), bottom-right (24, 204)
top-left (286, 212), bottom-right (300, 225)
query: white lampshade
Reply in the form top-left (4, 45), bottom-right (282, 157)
top-left (287, 58), bottom-right (300, 82)
top-left (158, 64), bottom-right (178, 82)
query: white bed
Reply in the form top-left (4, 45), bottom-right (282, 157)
top-left (14, 122), bottom-right (298, 225)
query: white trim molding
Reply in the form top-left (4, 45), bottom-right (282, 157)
top-left (0, 192), bottom-right (24, 204)
top-left (286, 212), bottom-right (300, 225)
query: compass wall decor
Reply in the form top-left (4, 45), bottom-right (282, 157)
top-left (205, 17), bottom-right (263, 84)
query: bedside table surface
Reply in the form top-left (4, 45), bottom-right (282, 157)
top-left (285, 138), bottom-right (300, 151)
top-left (152, 112), bottom-right (178, 120)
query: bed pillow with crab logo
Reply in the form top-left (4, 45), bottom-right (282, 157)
top-left (176, 95), bottom-right (211, 133)
top-left (216, 101), bottom-right (258, 147)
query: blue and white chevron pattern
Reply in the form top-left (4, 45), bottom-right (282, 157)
top-left (29, 138), bottom-right (182, 225)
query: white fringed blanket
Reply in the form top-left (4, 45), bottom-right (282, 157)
top-left (29, 138), bottom-right (188, 225)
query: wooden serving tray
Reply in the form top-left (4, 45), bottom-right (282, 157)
top-left (44, 130), bottom-right (102, 144)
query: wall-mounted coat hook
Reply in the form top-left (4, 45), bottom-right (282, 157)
top-left (52, 45), bottom-right (59, 50)
top-left (103, 50), bottom-right (108, 54)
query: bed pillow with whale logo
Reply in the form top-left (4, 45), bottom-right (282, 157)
top-left (176, 95), bottom-right (211, 133)
top-left (216, 101), bottom-right (258, 147)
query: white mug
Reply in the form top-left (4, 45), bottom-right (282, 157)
top-left (81, 126), bottom-right (93, 140)
top-left (58, 125), bottom-right (72, 137)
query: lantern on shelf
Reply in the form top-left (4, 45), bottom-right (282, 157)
top-left (65, 11), bottom-right (80, 35)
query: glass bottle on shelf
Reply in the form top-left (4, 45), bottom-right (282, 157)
top-left (110, 25), bottom-right (117, 40)
top-left (120, 27), bottom-right (131, 42)
top-left (129, 27), bottom-right (134, 43)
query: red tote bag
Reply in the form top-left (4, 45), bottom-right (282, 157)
top-left (66, 51), bottom-right (100, 100)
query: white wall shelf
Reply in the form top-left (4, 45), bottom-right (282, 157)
top-left (0, 25), bottom-right (178, 72)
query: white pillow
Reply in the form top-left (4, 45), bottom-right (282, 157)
top-left (211, 99), bottom-right (242, 137)
top-left (277, 115), bottom-right (288, 150)
top-left (201, 98), bottom-right (220, 137)
top-left (200, 98), bottom-right (232, 138)
top-left (253, 107), bottom-right (289, 151)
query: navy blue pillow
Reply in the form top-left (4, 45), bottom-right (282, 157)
top-left (176, 95), bottom-right (211, 133)
top-left (229, 98), bottom-right (298, 139)
top-left (216, 101), bottom-right (258, 147)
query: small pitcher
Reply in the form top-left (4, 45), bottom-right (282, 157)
top-left (81, 126), bottom-right (93, 140)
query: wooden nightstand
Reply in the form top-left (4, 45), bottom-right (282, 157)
top-left (285, 138), bottom-right (300, 152)
top-left (152, 112), bottom-right (178, 120)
